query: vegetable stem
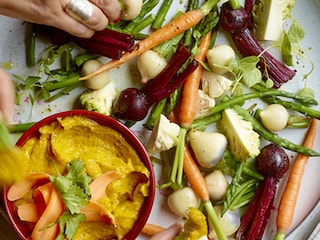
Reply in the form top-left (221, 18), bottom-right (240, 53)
top-left (25, 23), bottom-right (36, 67)
top-left (203, 200), bottom-right (228, 240)
top-left (233, 105), bottom-right (320, 156)
top-left (152, 0), bottom-right (173, 29)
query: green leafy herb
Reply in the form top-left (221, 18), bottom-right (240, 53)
top-left (56, 212), bottom-right (86, 240)
top-left (50, 159), bottom-right (92, 239)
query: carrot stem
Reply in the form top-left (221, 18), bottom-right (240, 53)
top-left (275, 118), bottom-right (318, 239)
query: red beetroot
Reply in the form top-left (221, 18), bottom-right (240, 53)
top-left (219, 2), bottom-right (296, 88)
top-left (112, 44), bottom-right (199, 122)
top-left (235, 143), bottom-right (289, 240)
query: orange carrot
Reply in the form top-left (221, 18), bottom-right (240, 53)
top-left (31, 183), bottom-right (65, 240)
top-left (89, 171), bottom-right (122, 202)
top-left (7, 173), bottom-right (50, 201)
top-left (17, 202), bottom-right (39, 222)
top-left (179, 31), bottom-right (212, 129)
top-left (275, 118), bottom-right (318, 240)
top-left (81, 202), bottom-right (115, 224)
top-left (183, 144), bottom-right (209, 201)
top-left (142, 223), bottom-right (165, 235)
top-left (79, 0), bottom-right (219, 81)
top-left (183, 144), bottom-right (227, 240)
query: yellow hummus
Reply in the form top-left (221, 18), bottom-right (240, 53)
top-left (19, 115), bottom-right (150, 239)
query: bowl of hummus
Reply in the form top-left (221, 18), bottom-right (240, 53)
top-left (2, 110), bottom-right (155, 240)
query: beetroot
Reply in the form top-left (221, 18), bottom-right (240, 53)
top-left (112, 44), bottom-right (199, 122)
top-left (219, 2), bottom-right (296, 88)
top-left (235, 143), bottom-right (289, 240)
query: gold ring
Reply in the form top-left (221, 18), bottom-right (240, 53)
top-left (66, 0), bottom-right (93, 21)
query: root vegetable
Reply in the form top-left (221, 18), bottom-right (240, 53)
top-left (206, 44), bottom-right (235, 74)
top-left (208, 206), bottom-right (240, 239)
top-left (235, 143), bottom-right (290, 239)
top-left (205, 170), bottom-right (229, 201)
top-left (167, 187), bottom-right (201, 218)
top-left (120, 0), bottom-right (143, 20)
top-left (259, 104), bottom-right (289, 132)
top-left (219, 2), bottom-right (296, 88)
top-left (189, 129), bottom-right (227, 168)
top-left (137, 50), bottom-right (168, 84)
top-left (112, 44), bottom-right (198, 121)
top-left (81, 59), bottom-right (110, 90)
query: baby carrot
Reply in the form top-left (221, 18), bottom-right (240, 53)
top-left (80, 0), bottom-right (220, 81)
top-left (275, 118), bottom-right (318, 240)
top-left (183, 144), bottom-right (227, 240)
top-left (179, 31), bottom-right (212, 128)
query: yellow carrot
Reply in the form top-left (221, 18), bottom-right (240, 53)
top-left (275, 118), bottom-right (318, 240)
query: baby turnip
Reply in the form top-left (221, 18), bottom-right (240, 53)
top-left (137, 50), bottom-right (168, 83)
top-left (204, 170), bottom-right (229, 201)
top-left (120, 0), bottom-right (143, 20)
top-left (167, 187), bottom-right (201, 218)
top-left (259, 104), bottom-right (289, 132)
top-left (206, 44), bottom-right (235, 74)
top-left (189, 129), bottom-right (227, 168)
top-left (208, 205), bottom-right (240, 239)
top-left (81, 59), bottom-right (110, 90)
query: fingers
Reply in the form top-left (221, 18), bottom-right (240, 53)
top-left (0, 69), bottom-right (14, 123)
top-left (62, 0), bottom-right (121, 38)
top-left (90, 0), bottom-right (121, 23)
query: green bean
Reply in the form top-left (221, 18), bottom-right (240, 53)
top-left (208, 89), bottom-right (318, 116)
top-left (263, 96), bottom-right (320, 119)
top-left (25, 23), bottom-right (36, 67)
top-left (132, 14), bottom-right (156, 33)
top-left (233, 105), bottom-right (320, 156)
top-left (74, 53), bottom-right (99, 67)
top-left (8, 122), bottom-right (36, 133)
top-left (151, 0), bottom-right (173, 29)
top-left (191, 112), bottom-right (221, 129)
top-left (44, 82), bottom-right (81, 103)
top-left (43, 73), bottom-right (80, 92)
top-left (144, 98), bottom-right (167, 130)
top-left (123, 0), bottom-right (160, 32)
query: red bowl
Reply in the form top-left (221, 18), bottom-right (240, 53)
top-left (1, 110), bottom-right (155, 240)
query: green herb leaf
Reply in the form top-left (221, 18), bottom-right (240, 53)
top-left (50, 159), bottom-right (92, 214)
top-left (56, 212), bottom-right (86, 240)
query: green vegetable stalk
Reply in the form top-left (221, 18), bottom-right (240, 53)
top-left (233, 104), bottom-right (320, 156)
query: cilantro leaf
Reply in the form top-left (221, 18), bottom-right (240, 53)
top-left (56, 212), bottom-right (86, 240)
top-left (50, 159), bottom-right (92, 214)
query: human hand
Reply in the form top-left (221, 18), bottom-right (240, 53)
top-left (0, 0), bottom-right (121, 38)
top-left (0, 69), bottom-right (14, 123)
